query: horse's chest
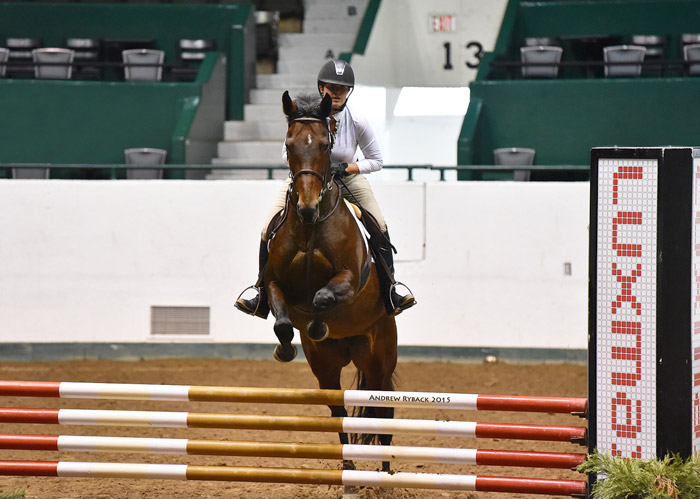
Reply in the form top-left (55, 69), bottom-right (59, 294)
top-left (287, 250), bottom-right (332, 274)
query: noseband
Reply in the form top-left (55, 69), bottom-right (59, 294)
top-left (287, 116), bottom-right (340, 223)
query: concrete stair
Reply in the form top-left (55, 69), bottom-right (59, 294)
top-left (208, 0), bottom-right (368, 180)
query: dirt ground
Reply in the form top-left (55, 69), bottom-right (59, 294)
top-left (0, 358), bottom-right (587, 499)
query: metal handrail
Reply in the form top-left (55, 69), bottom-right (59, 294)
top-left (2, 163), bottom-right (590, 181)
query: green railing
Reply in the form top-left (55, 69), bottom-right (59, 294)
top-left (3, 163), bottom-right (590, 181)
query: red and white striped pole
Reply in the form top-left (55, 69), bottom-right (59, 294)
top-left (0, 380), bottom-right (588, 415)
top-left (0, 407), bottom-right (586, 443)
top-left (0, 434), bottom-right (586, 469)
top-left (0, 460), bottom-right (588, 496)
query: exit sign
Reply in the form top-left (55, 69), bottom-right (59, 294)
top-left (430, 15), bottom-right (456, 33)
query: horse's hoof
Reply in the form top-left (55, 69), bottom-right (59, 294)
top-left (306, 320), bottom-right (329, 342)
top-left (273, 343), bottom-right (297, 363)
top-left (313, 288), bottom-right (336, 311)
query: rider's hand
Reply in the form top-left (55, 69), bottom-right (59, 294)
top-left (330, 162), bottom-right (349, 178)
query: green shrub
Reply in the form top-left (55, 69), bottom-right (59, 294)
top-left (579, 451), bottom-right (700, 498)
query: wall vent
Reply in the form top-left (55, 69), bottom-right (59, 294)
top-left (150, 306), bottom-right (210, 335)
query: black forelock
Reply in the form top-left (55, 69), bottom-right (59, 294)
top-left (286, 93), bottom-right (326, 123)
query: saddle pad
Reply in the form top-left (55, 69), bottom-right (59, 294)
top-left (344, 199), bottom-right (370, 255)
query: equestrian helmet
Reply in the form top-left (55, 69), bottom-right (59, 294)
top-left (317, 59), bottom-right (355, 89)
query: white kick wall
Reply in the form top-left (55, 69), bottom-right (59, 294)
top-left (0, 180), bottom-right (588, 353)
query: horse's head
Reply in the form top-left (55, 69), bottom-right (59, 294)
top-left (282, 90), bottom-right (333, 224)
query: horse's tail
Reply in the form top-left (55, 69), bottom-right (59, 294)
top-left (350, 369), bottom-right (397, 445)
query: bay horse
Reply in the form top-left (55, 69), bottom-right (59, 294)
top-left (265, 91), bottom-right (398, 471)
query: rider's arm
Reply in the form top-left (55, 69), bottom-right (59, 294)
top-left (354, 116), bottom-right (383, 175)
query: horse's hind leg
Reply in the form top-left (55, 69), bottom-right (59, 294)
top-left (266, 281), bottom-right (297, 362)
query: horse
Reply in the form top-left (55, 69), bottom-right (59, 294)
top-left (264, 91), bottom-right (398, 472)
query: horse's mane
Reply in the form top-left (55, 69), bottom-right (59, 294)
top-left (286, 93), bottom-right (325, 123)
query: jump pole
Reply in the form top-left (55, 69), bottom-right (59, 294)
top-left (0, 407), bottom-right (586, 443)
top-left (0, 434), bottom-right (586, 469)
top-left (0, 380), bottom-right (587, 415)
top-left (0, 460), bottom-right (588, 496)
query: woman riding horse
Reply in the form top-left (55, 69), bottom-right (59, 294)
top-left (236, 59), bottom-right (416, 321)
top-left (247, 90), bottom-right (399, 472)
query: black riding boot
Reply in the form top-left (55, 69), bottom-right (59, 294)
top-left (235, 238), bottom-right (270, 319)
top-left (373, 231), bottom-right (416, 317)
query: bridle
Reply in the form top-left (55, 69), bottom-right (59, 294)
top-left (286, 116), bottom-right (340, 224)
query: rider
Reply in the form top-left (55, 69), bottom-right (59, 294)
top-left (235, 59), bottom-right (416, 319)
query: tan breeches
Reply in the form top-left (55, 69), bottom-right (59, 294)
top-left (261, 174), bottom-right (387, 240)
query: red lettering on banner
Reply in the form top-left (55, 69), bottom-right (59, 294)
top-left (611, 443), bottom-right (642, 459)
top-left (611, 264), bottom-right (642, 315)
top-left (694, 389), bottom-right (699, 442)
top-left (609, 163), bottom-right (645, 458)
top-left (610, 321), bottom-right (642, 386)
top-left (613, 166), bottom-right (643, 205)
top-left (612, 212), bottom-right (643, 257)
top-left (611, 392), bottom-right (642, 440)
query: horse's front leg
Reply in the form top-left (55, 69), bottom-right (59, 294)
top-left (266, 281), bottom-right (297, 362)
top-left (312, 269), bottom-right (356, 311)
top-left (306, 270), bottom-right (356, 342)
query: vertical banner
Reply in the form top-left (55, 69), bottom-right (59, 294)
top-left (590, 147), bottom-right (695, 461)
top-left (594, 157), bottom-right (658, 459)
top-left (693, 153), bottom-right (700, 455)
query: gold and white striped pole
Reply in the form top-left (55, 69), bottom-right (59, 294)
top-left (0, 407), bottom-right (586, 442)
top-left (0, 434), bottom-right (586, 469)
top-left (0, 460), bottom-right (588, 495)
top-left (0, 380), bottom-right (588, 414)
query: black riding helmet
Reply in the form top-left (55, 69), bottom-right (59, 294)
top-left (317, 60), bottom-right (355, 111)
top-left (317, 59), bottom-right (355, 88)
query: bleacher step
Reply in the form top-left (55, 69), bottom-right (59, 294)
top-left (276, 57), bottom-right (333, 75)
top-left (278, 32), bottom-right (353, 49)
top-left (250, 88), bottom-right (308, 105)
top-left (302, 18), bottom-right (361, 34)
top-left (256, 73), bottom-right (317, 90)
top-left (218, 140), bottom-right (282, 160)
top-left (224, 120), bottom-right (287, 141)
top-left (244, 104), bottom-right (286, 122)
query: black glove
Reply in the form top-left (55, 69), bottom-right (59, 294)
top-left (330, 162), bottom-right (349, 178)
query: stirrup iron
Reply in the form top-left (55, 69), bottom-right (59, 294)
top-left (389, 281), bottom-right (417, 315)
top-left (235, 285), bottom-right (263, 315)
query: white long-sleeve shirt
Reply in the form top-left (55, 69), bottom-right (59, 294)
top-left (282, 104), bottom-right (383, 175)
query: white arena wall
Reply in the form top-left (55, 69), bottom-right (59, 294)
top-left (0, 179), bottom-right (589, 362)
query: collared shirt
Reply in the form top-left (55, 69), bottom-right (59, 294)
top-left (282, 104), bottom-right (383, 175)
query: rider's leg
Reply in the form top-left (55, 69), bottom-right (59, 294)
top-left (234, 238), bottom-right (270, 318)
top-left (235, 179), bottom-right (290, 319)
top-left (340, 175), bottom-right (416, 316)
top-left (374, 229), bottom-right (416, 316)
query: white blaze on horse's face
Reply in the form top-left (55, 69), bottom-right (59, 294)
top-left (307, 134), bottom-right (312, 145)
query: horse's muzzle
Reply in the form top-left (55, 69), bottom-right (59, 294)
top-left (297, 203), bottom-right (319, 224)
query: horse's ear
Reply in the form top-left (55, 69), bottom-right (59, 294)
top-left (282, 91), bottom-right (296, 116)
top-left (320, 93), bottom-right (333, 118)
